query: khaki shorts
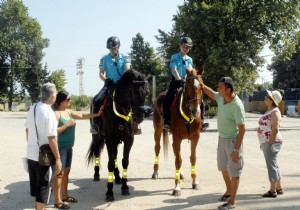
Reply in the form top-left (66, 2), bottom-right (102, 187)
top-left (217, 136), bottom-right (244, 177)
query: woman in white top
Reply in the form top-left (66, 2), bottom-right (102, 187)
top-left (257, 90), bottom-right (283, 198)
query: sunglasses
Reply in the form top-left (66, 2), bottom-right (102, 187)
top-left (66, 97), bottom-right (71, 101)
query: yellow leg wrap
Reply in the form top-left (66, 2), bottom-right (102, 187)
top-left (122, 169), bottom-right (127, 179)
top-left (154, 156), bottom-right (159, 164)
top-left (114, 159), bottom-right (118, 168)
top-left (95, 157), bottom-right (100, 166)
top-left (108, 171), bottom-right (114, 183)
top-left (191, 165), bottom-right (196, 175)
top-left (175, 169), bottom-right (181, 180)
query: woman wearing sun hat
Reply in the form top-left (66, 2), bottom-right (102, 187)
top-left (257, 90), bottom-right (284, 198)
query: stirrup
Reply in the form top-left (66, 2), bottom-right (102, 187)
top-left (163, 120), bottom-right (170, 130)
top-left (201, 122), bottom-right (209, 131)
top-left (90, 125), bottom-right (99, 134)
top-left (134, 124), bottom-right (142, 135)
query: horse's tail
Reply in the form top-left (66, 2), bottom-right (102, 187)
top-left (162, 129), bottom-right (169, 160)
top-left (86, 133), bottom-right (105, 165)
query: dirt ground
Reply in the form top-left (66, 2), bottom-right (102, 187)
top-left (0, 111), bottom-right (300, 210)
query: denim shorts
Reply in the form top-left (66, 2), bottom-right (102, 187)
top-left (59, 147), bottom-right (73, 169)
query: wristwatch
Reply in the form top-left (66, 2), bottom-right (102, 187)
top-left (233, 148), bottom-right (239, 153)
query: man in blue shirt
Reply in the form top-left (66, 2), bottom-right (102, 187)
top-left (90, 36), bottom-right (135, 134)
top-left (163, 37), bottom-right (208, 130)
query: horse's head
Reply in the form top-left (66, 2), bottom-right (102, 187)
top-left (184, 68), bottom-right (203, 119)
top-left (130, 70), bottom-right (149, 124)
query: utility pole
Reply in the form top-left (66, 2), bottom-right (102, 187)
top-left (76, 58), bottom-right (85, 96)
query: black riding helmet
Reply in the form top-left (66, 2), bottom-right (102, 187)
top-left (180, 37), bottom-right (193, 47)
top-left (106, 36), bottom-right (120, 49)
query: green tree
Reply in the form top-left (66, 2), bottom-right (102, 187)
top-left (71, 95), bottom-right (92, 111)
top-left (0, 0), bottom-right (49, 109)
top-left (130, 33), bottom-right (164, 104)
top-left (48, 68), bottom-right (67, 92)
top-left (270, 37), bottom-right (300, 90)
top-left (156, 0), bottom-right (300, 95)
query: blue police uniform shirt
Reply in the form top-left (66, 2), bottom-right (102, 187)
top-left (169, 53), bottom-right (193, 80)
top-left (99, 53), bottom-right (131, 82)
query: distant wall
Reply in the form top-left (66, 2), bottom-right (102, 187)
top-left (0, 103), bottom-right (29, 112)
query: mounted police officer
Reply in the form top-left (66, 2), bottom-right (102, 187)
top-left (163, 37), bottom-right (209, 130)
top-left (90, 36), bottom-right (141, 135)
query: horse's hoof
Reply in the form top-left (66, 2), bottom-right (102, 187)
top-left (180, 174), bottom-right (184, 180)
top-left (105, 195), bottom-right (115, 202)
top-left (172, 190), bottom-right (181, 196)
top-left (93, 175), bottom-right (100, 181)
top-left (115, 178), bottom-right (121, 185)
top-left (121, 189), bottom-right (130, 196)
top-left (192, 183), bottom-right (200, 190)
top-left (152, 174), bottom-right (158, 179)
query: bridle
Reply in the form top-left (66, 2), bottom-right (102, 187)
top-left (183, 76), bottom-right (203, 113)
top-left (112, 78), bottom-right (147, 122)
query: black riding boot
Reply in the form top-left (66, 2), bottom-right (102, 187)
top-left (90, 103), bottom-right (100, 134)
top-left (133, 121), bottom-right (142, 135)
top-left (201, 101), bottom-right (209, 131)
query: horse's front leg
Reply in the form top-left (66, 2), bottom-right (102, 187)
top-left (121, 137), bottom-right (133, 196)
top-left (172, 138), bottom-right (182, 196)
top-left (190, 135), bottom-right (200, 190)
top-left (152, 121), bottom-right (163, 179)
top-left (114, 156), bottom-right (121, 185)
top-left (105, 147), bottom-right (116, 202)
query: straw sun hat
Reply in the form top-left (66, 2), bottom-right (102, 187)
top-left (266, 90), bottom-right (282, 106)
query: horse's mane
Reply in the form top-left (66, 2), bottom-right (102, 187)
top-left (118, 69), bottom-right (145, 87)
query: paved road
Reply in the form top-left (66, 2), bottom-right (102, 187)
top-left (0, 111), bottom-right (299, 210)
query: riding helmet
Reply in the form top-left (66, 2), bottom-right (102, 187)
top-left (180, 37), bottom-right (193, 47)
top-left (106, 36), bottom-right (120, 49)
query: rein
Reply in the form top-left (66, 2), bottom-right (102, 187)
top-left (112, 91), bottom-right (132, 122)
top-left (112, 79), bottom-right (147, 122)
top-left (180, 76), bottom-right (203, 123)
top-left (179, 76), bottom-right (203, 140)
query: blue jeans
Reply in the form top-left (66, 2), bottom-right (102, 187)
top-left (59, 147), bottom-right (73, 169)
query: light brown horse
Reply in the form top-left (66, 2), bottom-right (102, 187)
top-left (152, 68), bottom-right (203, 196)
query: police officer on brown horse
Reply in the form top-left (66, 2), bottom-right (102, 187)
top-left (163, 37), bottom-right (208, 130)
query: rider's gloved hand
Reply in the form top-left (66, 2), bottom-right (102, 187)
top-left (105, 78), bottom-right (114, 86)
top-left (179, 79), bottom-right (185, 87)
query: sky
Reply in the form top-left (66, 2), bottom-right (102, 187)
top-left (22, 0), bottom-right (273, 96)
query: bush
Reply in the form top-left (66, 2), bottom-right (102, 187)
top-left (71, 95), bottom-right (93, 111)
top-left (207, 106), bottom-right (218, 118)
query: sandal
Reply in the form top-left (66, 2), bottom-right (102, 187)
top-left (219, 194), bottom-right (231, 201)
top-left (276, 188), bottom-right (284, 195)
top-left (54, 202), bottom-right (70, 209)
top-left (218, 203), bottom-right (235, 210)
top-left (262, 191), bottom-right (277, 198)
top-left (62, 196), bottom-right (78, 203)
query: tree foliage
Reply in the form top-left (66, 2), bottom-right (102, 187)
top-left (156, 0), bottom-right (300, 94)
top-left (270, 36), bottom-right (300, 90)
top-left (48, 68), bottom-right (67, 92)
top-left (130, 33), bottom-right (165, 104)
top-left (0, 0), bottom-right (49, 108)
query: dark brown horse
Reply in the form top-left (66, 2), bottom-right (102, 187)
top-left (152, 68), bottom-right (203, 196)
top-left (87, 69), bottom-right (148, 201)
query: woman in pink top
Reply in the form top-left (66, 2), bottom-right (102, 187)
top-left (257, 90), bottom-right (283, 198)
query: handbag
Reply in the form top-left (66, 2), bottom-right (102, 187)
top-left (38, 144), bottom-right (56, 166)
top-left (34, 104), bottom-right (56, 166)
